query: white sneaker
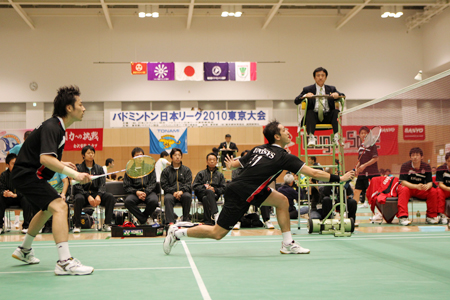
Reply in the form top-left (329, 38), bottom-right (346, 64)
top-left (439, 214), bottom-right (448, 225)
top-left (12, 247), bottom-right (40, 264)
top-left (232, 222), bottom-right (241, 230)
top-left (358, 203), bottom-right (369, 208)
top-left (146, 218), bottom-right (155, 226)
top-left (55, 258), bottom-right (94, 276)
top-left (73, 227), bottom-right (81, 233)
top-left (163, 225), bottom-right (179, 255)
top-left (370, 212), bottom-right (383, 223)
top-left (398, 217), bottom-right (411, 226)
top-left (426, 216), bottom-right (439, 224)
top-left (280, 241), bottom-right (310, 254)
top-left (102, 224), bottom-right (111, 232)
top-left (264, 220), bottom-right (275, 229)
top-left (21, 228), bottom-right (28, 234)
top-left (214, 213), bottom-right (219, 223)
top-left (307, 135), bottom-right (316, 147)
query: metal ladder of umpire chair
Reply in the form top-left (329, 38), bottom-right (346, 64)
top-left (296, 97), bottom-right (352, 237)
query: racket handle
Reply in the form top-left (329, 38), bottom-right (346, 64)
top-left (72, 175), bottom-right (103, 185)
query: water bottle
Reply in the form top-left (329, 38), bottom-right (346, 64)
top-left (416, 210), bottom-right (421, 218)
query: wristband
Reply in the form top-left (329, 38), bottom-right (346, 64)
top-left (62, 166), bottom-right (79, 178)
top-left (329, 174), bottom-right (340, 183)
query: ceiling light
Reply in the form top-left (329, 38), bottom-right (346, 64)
top-left (394, 6), bottom-right (403, 18)
top-left (145, 5), bottom-right (151, 17)
top-left (381, 6), bottom-right (390, 18)
top-left (138, 5), bottom-right (145, 18)
top-left (235, 5), bottom-right (242, 17)
top-left (414, 70), bottom-right (422, 81)
top-left (221, 5), bottom-right (229, 17)
top-left (152, 5), bottom-right (159, 18)
top-left (229, 5), bottom-right (235, 17)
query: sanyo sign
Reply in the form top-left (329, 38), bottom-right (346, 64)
top-left (403, 125), bottom-right (425, 140)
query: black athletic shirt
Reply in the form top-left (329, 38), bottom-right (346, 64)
top-left (357, 144), bottom-right (378, 176)
top-left (228, 144), bottom-right (305, 202)
top-left (399, 161), bottom-right (432, 185)
top-left (14, 117), bottom-right (65, 181)
top-left (436, 165), bottom-right (450, 187)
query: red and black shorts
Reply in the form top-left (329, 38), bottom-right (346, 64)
top-left (217, 186), bottom-right (272, 230)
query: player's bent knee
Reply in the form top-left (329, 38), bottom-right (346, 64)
top-left (49, 198), bottom-right (67, 214)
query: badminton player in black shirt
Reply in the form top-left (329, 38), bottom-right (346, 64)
top-left (11, 86), bottom-right (94, 275)
top-left (164, 120), bottom-right (354, 255)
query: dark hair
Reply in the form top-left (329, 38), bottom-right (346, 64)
top-left (110, 174), bottom-right (117, 180)
top-left (409, 147), bottom-right (423, 157)
top-left (81, 145), bottom-right (95, 156)
top-left (359, 126), bottom-right (370, 134)
top-left (212, 147), bottom-right (219, 156)
top-left (313, 67), bottom-right (328, 78)
top-left (206, 152), bottom-right (217, 160)
top-left (132, 147), bottom-right (144, 157)
top-left (225, 134), bottom-right (231, 138)
top-left (263, 120), bottom-right (281, 144)
top-left (379, 169), bottom-right (385, 174)
top-left (6, 153), bottom-right (17, 165)
top-left (117, 176), bottom-right (123, 181)
top-left (385, 169), bottom-right (391, 173)
top-left (309, 156), bottom-right (317, 163)
top-left (24, 131), bottom-right (32, 140)
top-left (446, 152), bottom-right (450, 161)
top-left (170, 148), bottom-right (183, 158)
top-left (160, 151), bottom-right (169, 158)
top-left (241, 150), bottom-right (249, 157)
top-left (105, 158), bottom-right (114, 166)
top-left (52, 86), bottom-right (80, 118)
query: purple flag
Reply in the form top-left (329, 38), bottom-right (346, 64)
top-left (204, 62), bottom-right (229, 81)
top-left (228, 62), bottom-right (236, 81)
top-left (147, 62), bottom-right (175, 81)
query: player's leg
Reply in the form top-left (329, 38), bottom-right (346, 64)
top-left (261, 190), bottom-right (310, 254)
top-left (100, 192), bottom-right (116, 230)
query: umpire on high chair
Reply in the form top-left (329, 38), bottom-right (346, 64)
top-left (294, 67), bottom-right (345, 147)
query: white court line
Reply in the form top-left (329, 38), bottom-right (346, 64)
top-left (0, 266), bottom-right (190, 275)
top-left (182, 240), bottom-right (211, 300)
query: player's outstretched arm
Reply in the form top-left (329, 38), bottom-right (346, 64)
top-left (300, 165), bottom-right (354, 183)
top-left (40, 154), bottom-right (91, 184)
top-left (224, 154), bottom-right (241, 170)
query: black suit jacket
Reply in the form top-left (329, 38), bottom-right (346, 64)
top-left (294, 84), bottom-right (345, 111)
top-left (218, 142), bottom-right (238, 152)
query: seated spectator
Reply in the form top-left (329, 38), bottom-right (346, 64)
top-left (43, 172), bottom-right (69, 233)
top-left (385, 169), bottom-right (393, 177)
top-left (110, 174), bottom-right (117, 181)
top-left (155, 151), bottom-right (170, 183)
top-left (193, 153), bottom-right (226, 225)
top-left (218, 134), bottom-right (238, 168)
top-left (379, 169), bottom-right (385, 176)
top-left (72, 145), bottom-right (116, 232)
top-left (8, 131), bottom-right (32, 155)
top-left (123, 147), bottom-right (159, 225)
top-left (0, 153), bottom-right (35, 234)
top-left (278, 173), bottom-right (308, 219)
top-left (103, 158), bottom-right (115, 182)
top-left (160, 148), bottom-right (192, 224)
top-left (321, 182), bottom-right (356, 223)
top-left (436, 152), bottom-right (450, 225)
top-left (397, 147), bottom-right (439, 226)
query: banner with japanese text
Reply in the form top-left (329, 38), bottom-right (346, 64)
top-left (65, 128), bottom-right (103, 151)
top-left (149, 127), bottom-right (187, 154)
top-left (110, 110), bottom-right (269, 128)
top-left (0, 129), bottom-right (29, 162)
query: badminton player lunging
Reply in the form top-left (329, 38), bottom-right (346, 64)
top-left (164, 120), bottom-right (355, 255)
top-left (11, 86), bottom-right (94, 275)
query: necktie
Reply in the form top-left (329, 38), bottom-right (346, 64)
top-left (318, 87), bottom-right (324, 122)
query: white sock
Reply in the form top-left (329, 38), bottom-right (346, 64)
top-left (15, 215), bottom-right (20, 222)
top-left (282, 231), bottom-right (293, 245)
top-left (56, 242), bottom-right (72, 262)
top-left (21, 233), bottom-right (35, 250)
top-left (174, 228), bottom-right (188, 239)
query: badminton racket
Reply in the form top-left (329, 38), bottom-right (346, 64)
top-left (354, 126), bottom-right (381, 171)
top-left (73, 155), bottom-right (155, 184)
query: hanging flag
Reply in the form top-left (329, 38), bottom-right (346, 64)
top-left (204, 62), bottom-right (229, 81)
top-left (131, 62), bottom-right (147, 75)
top-left (175, 62), bottom-right (204, 81)
top-left (149, 127), bottom-right (188, 154)
top-left (228, 62), bottom-right (257, 81)
top-left (148, 62), bottom-right (175, 81)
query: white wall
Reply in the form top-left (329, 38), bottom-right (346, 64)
top-left (0, 8), bottom-right (424, 104)
top-left (422, 8), bottom-right (450, 76)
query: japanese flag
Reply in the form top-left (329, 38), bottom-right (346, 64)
top-left (175, 62), bottom-right (204, 81)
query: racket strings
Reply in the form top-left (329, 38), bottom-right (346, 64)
top-left (125, 156), bottom-right (155, 178)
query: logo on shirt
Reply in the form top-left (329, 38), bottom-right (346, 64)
top-left (253, 148), bottom-right (275, 159)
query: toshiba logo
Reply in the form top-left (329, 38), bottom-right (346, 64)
top-left (404, 127), bottom-right (424, 133)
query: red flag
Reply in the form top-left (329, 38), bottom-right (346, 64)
top-left (131, 62), bottom-right (147, 75)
